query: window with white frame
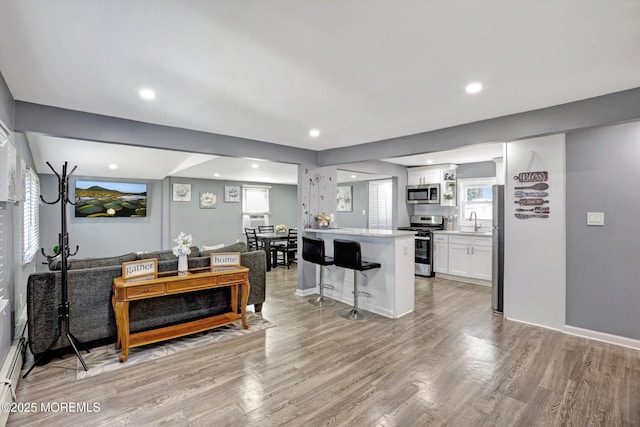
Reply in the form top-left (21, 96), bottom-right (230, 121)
top-left (242, 185), bottom-right (270, 229)
top-left (368, 179), bottom-right (393, 230)
top-left (23, 168), bottom-right (40, 264)
top-left (458, 177), bottom-right (495, 226)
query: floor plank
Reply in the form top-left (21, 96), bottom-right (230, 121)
top-left (8, 267), bottom-right (640, 426)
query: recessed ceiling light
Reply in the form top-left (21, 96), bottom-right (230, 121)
top-left (425, 160), bottom-right (434, 165)
top-left (351, 174), bottom-right (357, 179)
top-left (251, 163), bottom-right (259, 169)
top-left (108, 164), bottom-right (118, 170)
top-left (214, 173), bottom-right (220, 177)
top-left (139, 88), bottom-right (156, 100)
top-left (465, 82), bottom-right (482, 94)
top-left (309, 129), bottom-right (320, 138)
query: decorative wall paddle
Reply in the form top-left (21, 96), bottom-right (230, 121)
top-left (514, 198), bottom-right (549, 206)
top-left (513, 171), bottom-right (548, 183)
top-left (514, 182), bottom-right (549, 191)
top-left (515, 213), bottom-right (550, 219)
top-left (515, 207), bottom-right (550, 214)
top-left (514, 191), bottom-right (548, 198)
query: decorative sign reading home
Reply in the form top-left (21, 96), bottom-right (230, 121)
top-left (210, 252), bottom-right (241, 272)
top-left (122, 258), bottom-right (158, 281)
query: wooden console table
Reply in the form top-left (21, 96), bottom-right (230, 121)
top-left (112, 266), bottom-right (250, 362)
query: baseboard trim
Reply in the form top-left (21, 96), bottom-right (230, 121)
top-left (435, 273), bottom-right (491, 287)
top-left (563, 325), bottom-right (640, 351)
top-left (295, 287), bottom-right (317, 297)
top-left (505, 315), bottom-right (640, 351)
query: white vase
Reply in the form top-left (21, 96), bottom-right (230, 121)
top-left (178, 254), bottom-right (188, 272)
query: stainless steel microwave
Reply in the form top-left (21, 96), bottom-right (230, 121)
top-left (407, 184), bottom-right (440, 204)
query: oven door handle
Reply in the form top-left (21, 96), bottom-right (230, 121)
top-left (414, 236), bottom-right (431, 241)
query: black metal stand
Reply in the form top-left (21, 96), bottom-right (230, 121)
top-left (23, 162), bottom-right (89, 378)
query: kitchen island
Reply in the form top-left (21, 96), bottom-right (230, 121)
top-left (304, 228), bottom-right (416, 318)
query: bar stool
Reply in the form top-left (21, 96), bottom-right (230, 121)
top-left (333, 239), bottom-right (381, 320)
top-left (302, 236), bottom-right (336, 307)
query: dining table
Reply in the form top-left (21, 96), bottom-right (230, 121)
top-left (256, 232), bottom-right (289, 271)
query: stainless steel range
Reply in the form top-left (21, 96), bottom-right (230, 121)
top-left (398, 215), bottom-right (444, 277)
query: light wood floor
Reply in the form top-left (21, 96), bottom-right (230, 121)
top-left (9, 266), bottom-right (640, 426)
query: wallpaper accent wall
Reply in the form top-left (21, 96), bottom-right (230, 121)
top-left (300, 166), bottom-right (337, 228)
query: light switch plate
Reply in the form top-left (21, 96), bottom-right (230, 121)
top-left (587, 212), bottom-right (604, 226)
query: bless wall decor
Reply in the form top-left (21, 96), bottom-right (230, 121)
top-left (336, 185), bottom-right (353, 212)
top-left (172, 183), bottom-right (192, 202)
top-left (224, 185), bottom-right (240, 203)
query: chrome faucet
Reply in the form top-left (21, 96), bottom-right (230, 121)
top-left (469, 211), bottom-right (478, 232)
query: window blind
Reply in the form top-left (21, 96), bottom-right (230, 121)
top-left (23, 168), bottom-right (40, 264)
top-left (368, 179), bottom-right (393, 230)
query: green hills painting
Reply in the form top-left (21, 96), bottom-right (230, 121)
top-left (75, 180), bottom-right (147, 218)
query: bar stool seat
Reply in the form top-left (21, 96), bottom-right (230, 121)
top-left (302, 236), bottom-right (336, 307)
top-left (333, 239), bottom-right (381, 320)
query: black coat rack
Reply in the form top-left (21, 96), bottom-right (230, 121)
top-left (23, 162), bottom-right (89, 378)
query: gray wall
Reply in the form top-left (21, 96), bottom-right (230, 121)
top-left (38, 175), bottom-right (297, 260)
top-left (566, 121), bottom-right (640, 339)
top-left (336, 181), bottom-right (368, 228)
top-left (167, 177), bottom-right (297, 249)
top-left (37, 175), bottom-right (163, 263)
top-left (456, 161), bottom-right (496, 179)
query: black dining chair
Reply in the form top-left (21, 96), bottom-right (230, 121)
top-left (244, 228), bottom-right (261, 251)
top-left (272, 228), bottom-right (297, 268)
top-left (258, 225), bottom-right (275, 233)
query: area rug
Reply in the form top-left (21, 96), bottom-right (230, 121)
top-left (76, 313), bottom-right (274, 380)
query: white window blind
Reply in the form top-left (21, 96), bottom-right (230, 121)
top-left (242, 185), bottom-right (270, 230)
top-left (23, 168), bottom-right (40, 264)
top-left (368, 179), bottom-right (393, 230)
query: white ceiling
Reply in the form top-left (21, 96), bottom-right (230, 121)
top-left (2, 1), bottom-right (640, 182)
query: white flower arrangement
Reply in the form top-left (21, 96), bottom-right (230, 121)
top-left (172, 232), bottom-right (193, 257)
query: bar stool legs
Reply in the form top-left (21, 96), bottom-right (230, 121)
top-left (308, 265), bottom-right (336, 307)
top-left (340, 270), bottom-right (372, 320)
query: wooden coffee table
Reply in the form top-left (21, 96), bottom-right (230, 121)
top-left (112, 266), bottom-right (250, 362)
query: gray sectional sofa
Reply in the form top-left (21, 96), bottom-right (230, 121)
top-left (27, 242), bottom-right (266, 357)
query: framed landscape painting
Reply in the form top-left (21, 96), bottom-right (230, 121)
top-left (75, 180), bottom-right (147, 217)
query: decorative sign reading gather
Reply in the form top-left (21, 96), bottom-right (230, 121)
top-left (122, 258), bottom-right (158, 281)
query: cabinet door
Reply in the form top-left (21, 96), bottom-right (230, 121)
top-left (434, 242), bottom-right (449, 273)
top-left (448, 244), bottom-right (470, 276)
top-left (469, 245), bottom-right (492, 280)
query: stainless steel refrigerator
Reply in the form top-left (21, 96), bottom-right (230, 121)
top-left (492, 184), bottom-right (504, 313)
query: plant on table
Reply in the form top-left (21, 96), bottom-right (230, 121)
top-left (172, 232), bottom-right (193, 257)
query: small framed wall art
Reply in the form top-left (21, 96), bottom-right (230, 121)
top-left (336, 185), bottom-right (352, 212)
top-left (224, 185), bottom-right (240, 203)
top-left (199, 191), bottom-right (217, 209)
top-left (172, 183), bottom-right (192, 202)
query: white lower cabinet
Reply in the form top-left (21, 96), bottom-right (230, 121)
top-left (433, 234), bottom-right (449, 273)
top-left (433, 233), bottom-right (492, 282)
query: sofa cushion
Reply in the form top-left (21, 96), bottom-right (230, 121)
top-left (137, 246), bottom-right (201, 261)
top-left (53, 252), bottom-right (139, 270)
top-left (200, 241), bottom-right (247, 257)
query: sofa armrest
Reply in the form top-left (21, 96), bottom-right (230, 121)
top-left (240, 250), bottom-right (266, 307)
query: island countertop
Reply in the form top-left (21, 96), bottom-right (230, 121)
top-left (304, 228), bottom-right (415, 319)
top-left (304, 228), bottom-right (416, 238)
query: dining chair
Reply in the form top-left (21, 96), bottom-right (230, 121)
top-left (272, 228), bottom-right (298, 269)
top-left (258, 225), bottom-right (275, 233)
top-left (244, 228), bottom-right (261, 251)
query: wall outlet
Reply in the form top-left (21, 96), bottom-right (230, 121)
top-left (587, 212), bottom-right (604, 226)
top-left (362, 210), bottom-right (366, 215)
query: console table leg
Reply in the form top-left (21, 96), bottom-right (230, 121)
top-left (115, 300), bottom-right (130, 362)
